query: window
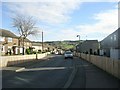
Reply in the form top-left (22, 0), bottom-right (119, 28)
top-left (8, 37), bottom-right (12, 42)
top-left (2, 46), bottom-right (5, 52)
top-left (114, 35), bottom-right (117, 41)
top-left (111, 36), bottom-right (113, 40)
top-left (0, 36), bottom-right (5, 41)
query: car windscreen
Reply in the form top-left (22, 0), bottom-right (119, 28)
top-left (65, 52), bottom-right (72, 54)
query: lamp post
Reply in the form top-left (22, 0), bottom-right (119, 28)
top-left (76, 35), bottom-right (80, 54)
top-left (77, 35), bottom-right (80, 44)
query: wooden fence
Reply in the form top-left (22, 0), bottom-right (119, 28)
top-left (75, 53), bottom-right (120, 79)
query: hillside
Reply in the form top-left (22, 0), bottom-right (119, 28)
top-left (45, 40), bottom-right (84, 50)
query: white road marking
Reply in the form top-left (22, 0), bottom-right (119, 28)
top-left (16, 67), bottom-right (73, 72)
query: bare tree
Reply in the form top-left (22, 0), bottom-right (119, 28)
top-left (12, 15), bottom-right (38, 55)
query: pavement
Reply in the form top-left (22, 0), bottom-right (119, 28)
top-left (70, 58), bottom-right (120, 88)
top-left (1, 55), bottom-right (120, 88)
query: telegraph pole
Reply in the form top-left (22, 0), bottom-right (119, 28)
top-left (42, 31), bottom-right (44, 51)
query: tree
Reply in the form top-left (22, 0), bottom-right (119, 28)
top-left (12, 15), bottom-right (38, 55)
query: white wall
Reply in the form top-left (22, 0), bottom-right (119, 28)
top-left (15, 47), bottom-right (19, 54)
top-left (20, 47), bottom-right (23, 54)
top-left (0, 53), bottom-right (49, 67)
top-left (32, 46), bottom-right (42, 51)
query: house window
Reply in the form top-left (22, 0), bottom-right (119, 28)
top-left (111, 36), bottom-right (113, 40)
top-left (114, 35), bottom-right (116, 41)
top-left (8, 37), bottom-right (12, 42)
top-left (2, 46), bottom-right (5, 52)
top-left (0, 36), bottom-right (5, 41)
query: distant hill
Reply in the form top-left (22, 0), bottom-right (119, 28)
top-left (45, 40), bottom-right (84, 50)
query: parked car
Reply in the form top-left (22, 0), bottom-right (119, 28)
top-left (64, 51), bottom-right (73, 59)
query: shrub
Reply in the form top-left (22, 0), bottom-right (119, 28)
top-left (26, 48), bottom-right (31, 54)
top-left (38, 50), bottom-right (42, 54)
top-left (33, 51), bottom-right (37, 54)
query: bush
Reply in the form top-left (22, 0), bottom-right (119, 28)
top-left (42, 51), bottom-right (46, 53)
top-left (33, 51), bottom-right (37, 54)
top-left (38, 50), bottom-right (42, 54)
top-left (26, 48), bottom-right (31, 54)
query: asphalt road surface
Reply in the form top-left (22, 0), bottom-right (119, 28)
top-left (2, 55), bottom-right (120, 88)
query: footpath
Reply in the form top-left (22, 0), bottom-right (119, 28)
top-left (70, 57), bottom-right (120, 88)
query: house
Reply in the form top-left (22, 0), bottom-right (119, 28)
top-left (18, 38), bottom-right (32, 54)
top-left (0, 29), bottom-right (19, 55)
top-left (100, 28), bottom-right (120, 59)
top-left (31, 41), bottom-right (42, 52)
top-left (0, 29), bottom-right (32, 55)
top-left (77, 40), bottom-right (99, 55)
top-left (31, 41), bottom-right (55, 53)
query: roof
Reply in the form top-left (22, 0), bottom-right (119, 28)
top-left (84, 40), bottom-right (98, 43)
top-left (78, 40), bottom-right (98, 46)
top-left (0, 29), bottom-right (31, 42)
top-left (0, 29), bottom-right (18, 38)
top-left (101, 28), bottom-right (119, 42)
top-left (24, 38), bottom-right (31, 42)
top-left (31, 41), bottom-right (55, 49)
top-left (31, 41), bottom-right (42, 46)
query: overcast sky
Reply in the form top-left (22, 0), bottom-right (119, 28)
top-left (1, 0), bottom-right (119, 41)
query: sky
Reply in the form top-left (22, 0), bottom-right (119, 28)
top-left (0, 0), bottom-right (119, 42)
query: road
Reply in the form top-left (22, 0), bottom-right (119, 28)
top-left (2, 55), bottom-right (120, 88)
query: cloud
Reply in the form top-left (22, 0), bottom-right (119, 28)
top-left (4, 0), bottom-right (118, 24)
top-left (3, 0), bottom-right (81, 25)
top-left (58, 29), bottom-right (80, 41)
top-left (1, 0), bottom-right (119, 2)
top-left (2, 1), bottom-right (118, 41)
top-left (75, 8), bottom-right (118, 41)
top-left (29, 6), bottom-right (118, 41)
top-left (48, 6), bottom-right (118, 41)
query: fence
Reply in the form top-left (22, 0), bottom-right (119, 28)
top-left (0, 52), bottom-right (50, 67)
top-left (75, 53), bottom-right (120, 79)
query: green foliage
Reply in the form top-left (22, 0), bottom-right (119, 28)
top-left (45, 41), bottom-right (78, 50)
top-left (26, 48), bottom-right (31, 54)
top-left (63, 44), bottom-right (74, 50)
top-left (56, 42), bottom-right (74, 50)
top-left (38, 50), bottom-right (42, 54)
top-left (33, 51), bottom-right (36, 54)
top-left (42, 51), bottom-right (46, 53)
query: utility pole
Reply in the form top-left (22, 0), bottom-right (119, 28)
top-left (22, 36), bottom-right (25, 55)
top-left (42, 31), bottom-right (44, 52)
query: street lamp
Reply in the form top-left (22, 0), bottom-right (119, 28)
top-left (76, 35), bottom-right (80, 53)
top-left (77, 35), bottom-right (80, 43)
